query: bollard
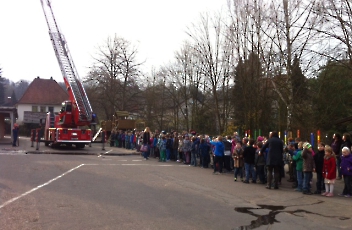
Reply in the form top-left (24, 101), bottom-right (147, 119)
top-left (31, 129), bottom-right (34, 147)
top-left (101, 131), bottom-right (105, 150)
top-left (36, 129), bottom-right (40, 150)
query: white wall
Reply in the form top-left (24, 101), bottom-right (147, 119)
top-left (16, 104), bottom-right (62, 124)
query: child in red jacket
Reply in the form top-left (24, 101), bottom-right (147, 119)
top-left (322, 145), bottom-right (337, 197)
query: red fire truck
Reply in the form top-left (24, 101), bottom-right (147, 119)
top-left (39, 0), bottom-right (94, 148)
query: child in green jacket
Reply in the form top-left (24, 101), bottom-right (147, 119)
top-left (293, 142), bottom-right (303, 192)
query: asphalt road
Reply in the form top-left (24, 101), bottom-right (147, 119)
top-left (0, 137), bottom-right (352, 229)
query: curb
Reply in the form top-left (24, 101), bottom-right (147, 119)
top-left (25, 151), bottom-right (141, 156)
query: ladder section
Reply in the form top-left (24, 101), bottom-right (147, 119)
top-left (40, 0), bottom-right (92, 122)
top-left (50, 112), bottom-right (55, 128)
top-left (50, 32), bottom-right (91, 122)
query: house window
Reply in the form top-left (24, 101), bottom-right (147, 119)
top-left (48, 107), bottom-right (54, 113)
top-left (40, 106), bottom-right (46, 112)
top-left (32, 106), bottom-right (38, 112)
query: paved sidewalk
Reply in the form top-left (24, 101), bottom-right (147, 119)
top-left (0, 136), bottom-right (140, 156)
top-left (0, 136), bottom-right (13, 145)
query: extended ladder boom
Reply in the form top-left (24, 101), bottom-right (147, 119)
top-left (40, 0), bottom-right (92, 124)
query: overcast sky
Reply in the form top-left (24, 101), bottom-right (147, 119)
top-left (0, 0), bottom-right (227, 83)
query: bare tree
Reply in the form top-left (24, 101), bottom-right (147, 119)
top-left (310, 0), bottom-right (352, 68)
top-left (260, 0), bottom-right (318, 132)
top-left (226, 0), bottom-right (273, 135)
top-left (85, 35), bottom-right (144, 120)
top-left (186, 12), bottom-right (233, 133)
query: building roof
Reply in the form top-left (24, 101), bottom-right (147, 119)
top-left (0, 106), bottom-right (18, 118)
top-left (17, 77), bottom-right (68, 105)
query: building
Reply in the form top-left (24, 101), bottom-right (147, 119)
top-left (0, 107), bottom-right (17, 139)
top-left (0, 77), bottom-right (68, 140)
top-left (0, 87), bottom-right (18, 139)
top-left (16, 77), bottom-right (68, 125)
top-left (16, 77), bottom-right (69, 125)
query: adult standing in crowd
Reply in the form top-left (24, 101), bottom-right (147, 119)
top-left (142, 127), bottom-right (151, 160)
top-left (210, 136), bottom-right (225, 174)
top-left (12, 123), bottom-right (19, 147)
top-left (261, 131), bottom-right (283, 189)
top-left (242, 138), bottom-right (256, 183)
top-left (233, 141), bottom-right (244, 181)
top-left (165, 134), bottom-right (173, 162)
top-left (199, 138), bottom-right (210, 168)
top-left (173, 132), bottom-right (179, 161)
top-left (178, 134), bottom-right (184, 162)
top-left (233, 132), bottom-right (241, 143)
top-left (223, 136), bottom-right (232, 172)
top-left (183, 134), bottom-right (192, 164)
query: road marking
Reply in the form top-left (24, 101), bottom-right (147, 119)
top-left (0, 162), bottom-right (188, 208)
top-left (0, 164), bottom-right (84, 209)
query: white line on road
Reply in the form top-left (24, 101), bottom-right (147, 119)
top-left (0, 162), bottom-right (187, 209)
top-left (0, 164), bottom-right (85, 209)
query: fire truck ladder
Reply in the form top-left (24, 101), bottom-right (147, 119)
top-left (40, 0), bottom-right (92, 122)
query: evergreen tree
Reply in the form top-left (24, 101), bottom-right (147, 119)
top-left (311, 61), bottom-right (352, 132)
top-left (290, 56), bottom-right (310, 130)
top-left (291, 56), bottom-right (307, 103)
top-left (233, 52), bottom-right (272, 134)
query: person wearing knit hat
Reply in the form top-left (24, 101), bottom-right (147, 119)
top-left (301, 142), bottom-right (316, 195)
top-left (304, 143), bottom-right (312, 149)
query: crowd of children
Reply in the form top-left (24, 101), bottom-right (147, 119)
top-left (109, 129), bottom-right (352, 198)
